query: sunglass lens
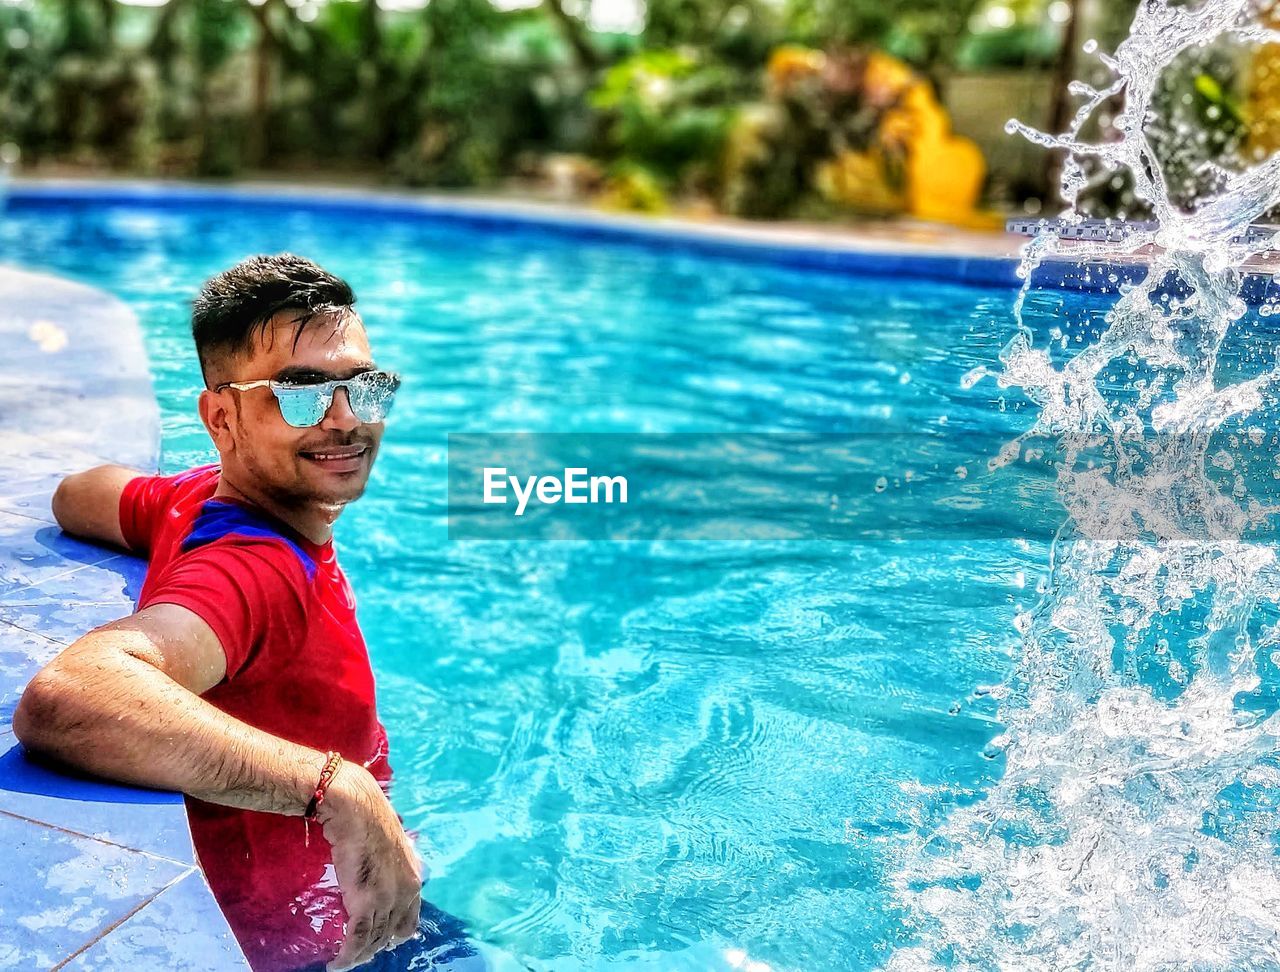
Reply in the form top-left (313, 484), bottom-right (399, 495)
top-left (274, 385), bottom-right (331, 428)
top-left (349, 372), bottom-right (399, 423)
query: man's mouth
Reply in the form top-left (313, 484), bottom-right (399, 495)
top-left (299, 444), bottom-right (369, 473)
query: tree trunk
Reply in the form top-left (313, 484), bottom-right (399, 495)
top-left (542, 0), bottom-right (601, 74)
top-left (91, 0), bottom-right (116, 52)
top-left (248, 0), bottom-right (277, 169)
top-left (359, 0), bottom-right (389, 157)
top-left (1046, 0), bottom-right (1083, 203)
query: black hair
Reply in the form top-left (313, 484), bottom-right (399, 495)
top-left (192, 253), bottom-right (356, 385)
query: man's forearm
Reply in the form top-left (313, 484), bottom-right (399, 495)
top-left (13, 628), bottom-right (324, 814)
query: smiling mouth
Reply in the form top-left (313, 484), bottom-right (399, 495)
top-left (299, 445), bottom-right (369, 471)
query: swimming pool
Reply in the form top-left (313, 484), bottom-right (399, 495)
top-left (3, 190), bottom-right (1087, 970)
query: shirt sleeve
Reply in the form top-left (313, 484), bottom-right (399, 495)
top-left (139, 540), bottom-right (309, 681)
top-left (118, 473), bottom-right (182, 554)
top-left (118, 464), bottom-right (221, 554)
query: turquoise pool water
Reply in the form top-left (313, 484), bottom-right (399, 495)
top-left (3, 195), bottom-right (1069, 970)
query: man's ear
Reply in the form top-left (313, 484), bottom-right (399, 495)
top-left (198, 388), bottom-right (236, 455)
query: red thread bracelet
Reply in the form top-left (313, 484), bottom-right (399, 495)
top-left (303, 751), bottom-right (343, 846)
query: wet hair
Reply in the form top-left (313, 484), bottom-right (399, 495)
top-left (192, 253), bottom-right (356, 385)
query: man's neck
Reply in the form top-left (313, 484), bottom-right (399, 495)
top-left (213, 475), bottom-right (340, 546)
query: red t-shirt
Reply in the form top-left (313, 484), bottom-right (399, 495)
top-left (120, 464), bottom-right (392, 972)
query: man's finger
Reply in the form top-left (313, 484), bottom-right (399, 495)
top-left (365, 908), bottom-right (394, 962)
top-left (388, 896), bottom-right (420, 949)
top-left (328, 911), bottom-right (375, 972)
top-left (406, 889), bottom-right (422, 928)
top-left (349, 904), bottom-right (398, 970)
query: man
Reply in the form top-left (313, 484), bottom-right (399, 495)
top-left (13, 255), bottom-right (457, 972)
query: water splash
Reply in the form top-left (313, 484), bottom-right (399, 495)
top-left (887, 2), bottom-right (1280, 968)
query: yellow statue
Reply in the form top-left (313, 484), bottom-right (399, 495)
top-left (1247, 7), bottom-right (1280, 156)
top-left (879, 75), bottom-right (987, 224)
top-left (810, 49), bottom-right (988, 225)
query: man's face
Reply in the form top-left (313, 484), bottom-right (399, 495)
top-left (204, 309), bottom-right (384, 510)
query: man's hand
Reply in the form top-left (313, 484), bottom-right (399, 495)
top-left (318, 761), bottom-right (423, 971)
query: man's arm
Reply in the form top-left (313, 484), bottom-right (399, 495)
top-left (50, 464), bottom-right (141, 550)
top-left (13, 604), bottom-right (421, 971)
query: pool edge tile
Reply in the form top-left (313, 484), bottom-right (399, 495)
top-left (0, 266), bottom-right (235, 969)
top-left (59, 869), bottom-right (249, 972)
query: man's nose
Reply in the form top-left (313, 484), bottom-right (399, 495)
top-left (319, 387), bottom-right (360, 432)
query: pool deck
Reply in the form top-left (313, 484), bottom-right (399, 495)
top-left (0, 265), bottom-right (247, 968)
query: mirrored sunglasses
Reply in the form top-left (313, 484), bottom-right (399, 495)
top-left (217, 370), bottom-right (401, 429)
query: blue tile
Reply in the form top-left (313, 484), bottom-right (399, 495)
top-left (0, 553), bottom-right (145, 645)
top-left (0, 492), bottom-right (57, 524)
top-left (62, 870), bottom-right (247, 971)
top-left (0, 439), bottom-right (116, 505)
top-left (0, 265), bottom-right (227, 965)
top-left (0, 511), bottom-right (121, 598)
top-left (0, 810), bottom-right (192, 969)
top-left (0, 435), bottom-right (132, 523)
top-left (0, 380), bottom-right (157, 473)
top-left (0, 740), bottom-right (195, 865)
top-left (0, 467), bottom-right (58, 507)
top-left (0, 620), bottom-right (63, 727)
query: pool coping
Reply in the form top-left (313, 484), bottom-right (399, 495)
top-left (0, 265), bottom-right (249, 968)
top-left (9, 175), bottom-right (1027, 284)
top-left (14, 177), bottom-right (1280, 304)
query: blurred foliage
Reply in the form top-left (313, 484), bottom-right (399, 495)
top-left (955, 24), bottom-right (1060, 71)
top-left (1075, 22), bottom-right (1254, 220)
top-left (1151, 46), bottom-right (1249, 202)
top-left (0, 0), bottom-right (1261, 221)
top-left (722, 46), bottom-right (895, 218)
top-left (590, 48), bottom-right (741, 196)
